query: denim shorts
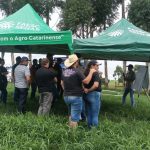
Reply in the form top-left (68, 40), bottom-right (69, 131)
top-left (64, 96), bottom-right (82, 122)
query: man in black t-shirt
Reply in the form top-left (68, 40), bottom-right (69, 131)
top-left (12, 56), bottom-right (21, 103)
top-left (122, 64), bottom-right (135, 107)
top-left (0, 59), bottom-right (8, 104)
top-left (36, 58), bottom-right (56, 115)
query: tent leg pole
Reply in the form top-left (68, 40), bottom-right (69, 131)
top-left (143, 89), bottom-right (150, 102)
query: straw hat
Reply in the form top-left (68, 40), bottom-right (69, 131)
top-left (64, 54), bottom-right (78, 68)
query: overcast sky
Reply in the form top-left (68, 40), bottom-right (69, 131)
top-left (0, 0), bottom-right (145, 80)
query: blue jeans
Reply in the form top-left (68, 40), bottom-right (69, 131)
top-left (122, 87), bottom-right (135, 107)
top-left (64, 96), bottom-right (82, 122)
top-left (84, 91), bottom-right (101, 128)
top-left (15, 87), bottom-right (28, 114)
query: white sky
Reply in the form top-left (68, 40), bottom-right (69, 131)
top-left (0, 0), bottom-right (145, 80)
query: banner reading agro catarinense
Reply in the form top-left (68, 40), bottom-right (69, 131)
top-left (0, 20), bottom-right (72, 46)
top-left (0, 33), bottom-right (70, 45)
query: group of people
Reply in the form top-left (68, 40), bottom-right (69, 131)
top-left (0, 53), bottom-right (136, 128)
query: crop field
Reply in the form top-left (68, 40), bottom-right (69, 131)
top-left (0, 83), bottom-right (150, 150)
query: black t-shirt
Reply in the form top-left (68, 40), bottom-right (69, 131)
top-left (36, 67), bottom-right (55, 93)
top-left (62, 68), bottom-right (85, 96)
top-left (84, 72), bottom-right (102, 92)
top-left (0, 66), bottom-right (8, 86)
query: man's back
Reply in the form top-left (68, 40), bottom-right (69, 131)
top-left (36, 67), bottom-right (55, 93)
top-left (14, 65), bottom-right (30, 88)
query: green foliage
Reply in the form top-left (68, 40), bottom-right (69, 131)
top-left (113, 65), bottom-right (123, 83)
top-left (58, 0), bottom-right (121, 38)
top-left (0, 83), bottom-right (150, 149)
top-left (58, 0), bottom-right (94, 38)
top-left (92, 0), bottom-right (122, 27)
top-left (0, 0), bottom-right (62, 25)
top-left (128, 0), bottom-right (150, 32)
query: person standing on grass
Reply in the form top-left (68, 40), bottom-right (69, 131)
top-left (14, 56), bottom-right (30, 114)
top-left (54, 58), bottom-right (63, 98)
top-left (61, 54), bottom-right (96, 128)
top-left (12, 56), bottom-right (21, 103)
top-left (0, 59), bottom-right (8, 105)
top-left (122, 64), bottom-right (136, 107)
top-left (36, 58), bottom-right (56, 115)
top-left (30, 59), bottom-right (39, 99)
top-left (83, 60), bottom-right (102, 128)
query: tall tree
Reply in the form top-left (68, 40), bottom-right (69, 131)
top-left (58, 0), bottom-right (121, 38)
top-left (128, 0), bottom-right (150, 32)
top-left (113, 65), bottom-right (124, 85)
top-left (58, 0), bottom-right (94, 38)
top-left (128, 0), bottom-right (150, 93)
top-left (0, 0), bottom-right (62, 25)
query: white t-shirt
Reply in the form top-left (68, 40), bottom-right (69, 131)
top-left (14, 65), bottom-right (30, 88)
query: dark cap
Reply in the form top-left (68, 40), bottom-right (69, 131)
top-left (126, 64), bottom-right (133, 68)
top-left (88, 60), bottom-right (102, 66)
top-left (21, 56), bottom-right (30, 62)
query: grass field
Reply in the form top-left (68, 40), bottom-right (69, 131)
top-left (0, 82), bottom-right (150, 150)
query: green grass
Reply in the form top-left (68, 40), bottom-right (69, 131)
top-left (0, 83), bottom-right (150, 150)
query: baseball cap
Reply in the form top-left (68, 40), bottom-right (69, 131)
top-left (21, 56), bottom-right (30, 62)
top-left (88, 60), bottom-right (102, 66)
top-left (126, 64), bottom-right (133, 68)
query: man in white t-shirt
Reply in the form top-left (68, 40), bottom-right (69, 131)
top-left (14, 56), bottom-right (30, 113)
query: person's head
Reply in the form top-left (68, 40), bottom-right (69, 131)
top-left (16, 56), bottom-right (21, 64)
top-left (87, 60), bottom-right (101, 71)
top-left (33, 59), bottom-right (38, 65)
top-left (39, 58), bottom-right (42, 65)
top-left (46, 53), bottom-right (53, 61)
top-left (127, 64), bottom-right (133, 71)
top-left (64, 54), bottom-right (79, 68)
top-left (20, 56), bottom-right (30, 66)
top-left (41, 58), bottom-right (49, 68)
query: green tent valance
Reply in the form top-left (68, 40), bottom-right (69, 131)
top-left (0, 4), bottom-right (73, 54)
top-left (74, 19), bottom-right (150, 62)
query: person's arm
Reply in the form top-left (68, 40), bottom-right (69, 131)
top-left (25, 67), bottom-right (31, 86)
top-left (61, 80), bottom-right (64, 90)
top-left (25, 75), bottom-right (30, 85)
top-left (54, 77), bottom-right (57, 83)
top-left (84, 81), bottom-right (99, 93)
top-left (82, 69), bottom-right (96, 84)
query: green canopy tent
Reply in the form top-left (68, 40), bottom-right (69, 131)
top-left (0, 4), bottom-right (72, 54)
top-left (74, 19), bottom-right (150, 62)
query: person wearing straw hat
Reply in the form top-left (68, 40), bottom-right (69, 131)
top-left (61, 54), bottom-right (96, 128)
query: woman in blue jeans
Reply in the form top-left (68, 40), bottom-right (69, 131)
top-left (61, 54), bottom-right (96, 128)
top-left (84, 60), bottom-right (102, 128)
